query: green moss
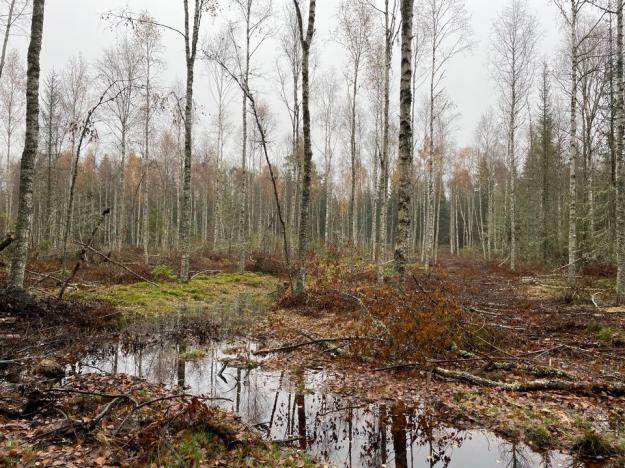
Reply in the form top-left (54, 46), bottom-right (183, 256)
top-left (178, 430), bottom-right (224, 466)
top-left (151, 264), bottom-right (177, 281)
top-left (70, 272), bottom-right (277, 317)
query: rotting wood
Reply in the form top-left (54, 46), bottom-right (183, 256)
top-left (432, 367), bottom-right (625, 396)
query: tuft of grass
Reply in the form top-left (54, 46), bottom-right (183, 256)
top-left (586, 322), bottom-right (621, 344)
top-left (524, 423), bottom-right (553, 448)
top-left (574, 417), bottom-right (593, 431)
top-left (572, 430), bottom-right (623, 459)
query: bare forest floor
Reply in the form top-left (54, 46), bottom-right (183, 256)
top-left (0, 248), bottom-right (624, 466)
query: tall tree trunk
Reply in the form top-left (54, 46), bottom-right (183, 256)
top-left (238, 2), bottom-right (251, 273)
top-left (349, 67), bottom-right (358, 247)
top-left (568, 0), bottom-right (578, 286)
top-left (376, 0), bottom-right (392, 285)
top-left (143, 62), bottom-right (151, 266)
top-left (394, 0), bottom-right (414, 276)
top-left (179, 0), bottom-right (202, 282)
top-left (425, 33), bottom-right (436, 271)
top-left (8, 0), bottom-right (45, 289)
top-left (510, 91), bottom-right (517, 270)
top-left (616, 1), bottom-right (625, 301)
top-left (293, 0), bottom-right (317, 293)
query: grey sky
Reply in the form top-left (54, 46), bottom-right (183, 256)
top-left (11, 0), bottom-right (563, 158)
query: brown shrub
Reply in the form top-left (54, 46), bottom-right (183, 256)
top-left (247, 251), bottom-right (289, 276)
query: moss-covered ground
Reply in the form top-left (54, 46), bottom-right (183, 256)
top-left (70, 272), bottom-right (278, 317)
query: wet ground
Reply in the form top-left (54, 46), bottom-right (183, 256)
top-left (71, 305), bottom-right (580, 467)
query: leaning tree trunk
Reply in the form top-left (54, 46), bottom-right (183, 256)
top-left (8, 0), bottom-right (45, 290)
top-left (394, 0), bottom-right (414, 277)
top-left (0, 0), bottom-right (17, 82)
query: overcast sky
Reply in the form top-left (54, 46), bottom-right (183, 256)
top-left (10, 0), bottom-right (564, 160)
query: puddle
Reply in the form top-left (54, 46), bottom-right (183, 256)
top-left (73, 308), bottom-right (586, 467)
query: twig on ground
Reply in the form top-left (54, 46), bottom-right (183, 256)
top-left (253, 336), bottom-right (381, 355)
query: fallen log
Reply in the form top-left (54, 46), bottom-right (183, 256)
top-left (253, 336), bottom-right (380, 356)
top-left (432, 367), bottom-right (625, 397)
top-left (487, 361), bottom-right (574, 380)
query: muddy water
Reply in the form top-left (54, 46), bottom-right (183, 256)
top-left (74, 306), bottom-right (579, 467)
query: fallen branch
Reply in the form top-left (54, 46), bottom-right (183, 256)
top-left (253, 336), bottom-right (380, 355)
top-left (190, 269), bottom-right (223, 280)
top-left (74, 241), bottom-right (158, 287)
top-left (26, 269), bottom-right (63, 289)
top-left (36, 397), bottom-right (123, 440)
top-left (432, 367), bottom-right (625, 396)
top-left (59, 208), bottom-right (110, 299)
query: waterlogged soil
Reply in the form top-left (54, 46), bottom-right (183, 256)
top-left (73, 308), bottom-right (581, 467)
top-left (4, 262), bottom-right (624, 466)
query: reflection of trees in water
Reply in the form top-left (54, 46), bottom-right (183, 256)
top-left (81, 336), bottom-right (575, 468)
top-left (392, 401), bottom-right (409, 468)
top-left (498, 440), bottom-right (572, 468)
top-left (498, 441), bottom-right (535, 468)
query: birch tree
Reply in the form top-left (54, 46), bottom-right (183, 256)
top-left (135, 14), bottom-right (162, 266)
top-left (292, 0), bottom-right (317, 292)
top-left (421, 0), bottom-right (470, 270)
top-left (337, 0), bottom-right (371, 246)
top-left (97, 38), bottom-right (141, 251)
top-left (179, 0), bottom-right (214, 282)
top-left (41, 70), bottom-right (62, 243)
top-left (365, 0), bottom-right (399, 283)
top-left (229, 0), bottom-right (272, 273)
top-left (552, 0), bottom-right (598, 285)
top-left (0, 0), bottom-right (28, 82)
top-left (0, 48), bottom-right (24, 229)
top-left (8, 0), bottom-right (45, 289)
top-left (394, 0), bottom-right (415, 276)
top-left (491, 0), bottom-right (537, 270)
top-left (614, 0), bottom-right (625, 301)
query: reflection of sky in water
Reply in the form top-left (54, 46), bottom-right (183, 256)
top-left (77, 339), bottom-right (577, 468)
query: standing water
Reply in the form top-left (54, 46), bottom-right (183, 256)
top-left (73, 301), bottom-right (583, 467)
